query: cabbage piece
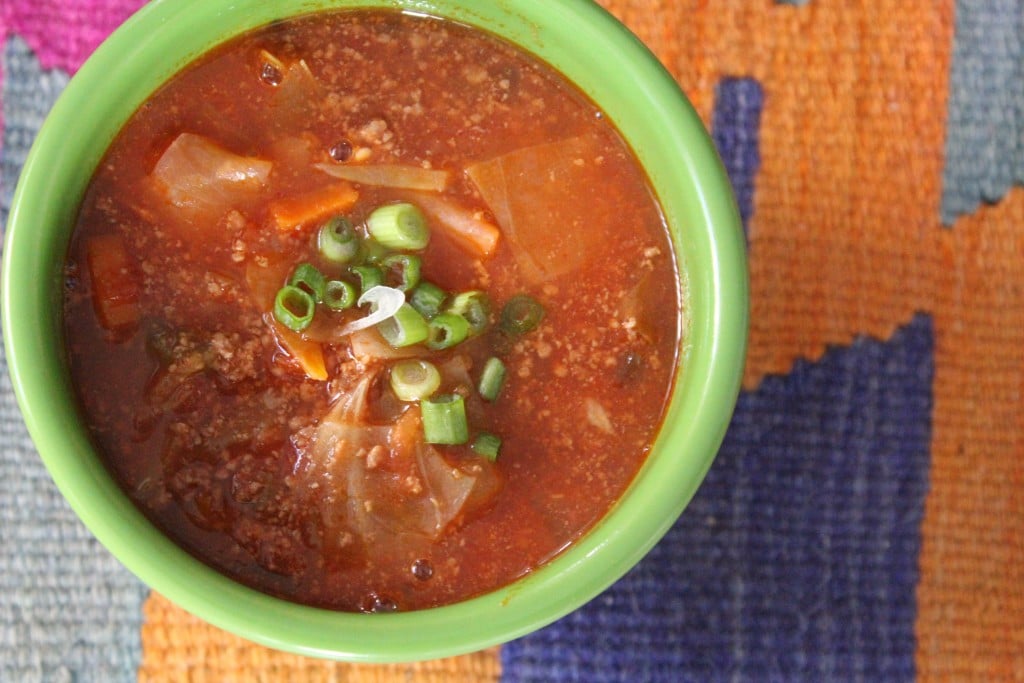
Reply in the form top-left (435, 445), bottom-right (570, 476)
top-left (268, 134), bottom-right (319, 177)
top-left (293, 376), bottom-right (499, 559)
top-left (465, 134), bottom-right (611, 283)
top-left (244, 255), bottom-right (290, 311)
top-left (152, 133), bottom-right (272, 218)
top-left (271, 59), bottom-right (322, 133)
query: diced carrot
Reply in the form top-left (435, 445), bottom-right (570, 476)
top-left (269, 181), bottom-right (359, 232)
top-left (266, 314), bottom-right (328, 381)
top-left (86, 234), bottom-right (141, 332)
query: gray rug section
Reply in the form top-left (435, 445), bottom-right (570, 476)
top-left (0, 37), bottom-right (68, 225)
top-left (941, 0), bottom-right (1024, 225)
top-left (1, 35), bottom-right (149, 683)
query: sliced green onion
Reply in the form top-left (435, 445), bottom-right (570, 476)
top-left (317, 216), bottom-right (360, 264)
top-left (366, 202), bottom-right (430, 250)
top-left (273, 285), bottom-right (315, 332)
top-left (426, 312), bottom-right (470, 350)
top-left (409, 281), bottom-right (447, 319)
top-left (288, 262), bottom-right (326, 302)
top-left (350, 265), bottom-right (384, 296)
top-left (381, 254), bottom-right (422, 292)
top-left (378, 303), bottom-right (429, 347)
top-left (477, 356), bottom-right (507, 402)
top-left (390, 359), bottom-right (441, 401)
top-left (447, 291), bottom-right (490, 336)
top-left (500, 294), bottom-right (545, 335)
top-left (323, 279), bottom-right (356, 310)
top-left (471, 432), bottom-right (502, 462)
top-left (420, 394), bottom-right (469, 445)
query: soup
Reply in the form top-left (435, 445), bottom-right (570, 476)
top-left (63, 9), bottom-right (680, 611)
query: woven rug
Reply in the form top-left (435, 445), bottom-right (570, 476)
top-left (2, 1), bottom-right (1022, 680)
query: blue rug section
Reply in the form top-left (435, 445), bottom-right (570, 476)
top-left (501, 314), bottom-right (934, 682)
top-left (711, 77), bottom-right (763, 238)
top-left (941, 0), bottom-right (1024, 224)
top-left (0, 36), bottom-right (149, 683)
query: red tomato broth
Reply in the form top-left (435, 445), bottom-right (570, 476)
top-left (62, 9), bottom-right (681, 611)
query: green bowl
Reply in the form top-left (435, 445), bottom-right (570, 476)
top-left (2, 0), bottom-right (747, 662)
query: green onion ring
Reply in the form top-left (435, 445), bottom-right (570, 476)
top-left (273, 285), bottom-right (316, 332)
top-left (317, 216), bottom-right (360, 264)
top-left (289, 262), bottom-right (327, 302)
top-left (366, 202), bottom-right (430, 251)
top-left (381, 254), bottom-right (422, 293)
top-left (426, 312), bottom-right (471, 350)
top-left (323, 279), bottom-right (356, 310)
top-left (500, 294), bottom-right (545, 335)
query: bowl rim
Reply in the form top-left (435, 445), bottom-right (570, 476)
top-left (1, 0), bottom-right (748, 662)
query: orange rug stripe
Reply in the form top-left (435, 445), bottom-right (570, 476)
top-left (917, 195), bottom-right (1024, 680)
top-left (139, 593), bottom-right (500, 682)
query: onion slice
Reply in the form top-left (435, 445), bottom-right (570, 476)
top-left (314, 162), bottom-right (450, 192)
top-left (337, 285), bottom-right (405, 336)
